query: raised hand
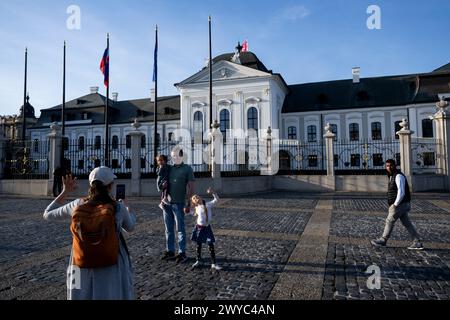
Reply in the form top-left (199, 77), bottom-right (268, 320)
top-left (62, 174), bottom-right (78, 193)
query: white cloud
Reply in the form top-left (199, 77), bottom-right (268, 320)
top-left (278, 5), bottom-right (311, 22)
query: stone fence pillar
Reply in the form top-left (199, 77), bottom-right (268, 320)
top-left (396, 119), bottom-right (413, 177)
top-left (433, 97), bottom-right (450, 190)
top-left (323, 123), bottom-right (335, 177)
top-left (47, 122), bottom-right (62, 196)
top-left (129, 119), bottom-right (144, 196)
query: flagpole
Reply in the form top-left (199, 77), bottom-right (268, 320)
top-left (208, 15), bottom-right (213, 129)
top-left (61, 41), bottom-right (66, 167)
top-left (104, 33), bottom-right (110, 166)
top-left (153, 25), bottom-right (158, 173)
top-left (22, 47), bottom-right (28, 145)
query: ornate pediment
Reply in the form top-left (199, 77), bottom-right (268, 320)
top-left (176, 60), bottom-right (271, 87)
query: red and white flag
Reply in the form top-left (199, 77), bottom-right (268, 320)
top-left (242, 40), bottom-right (249, 52)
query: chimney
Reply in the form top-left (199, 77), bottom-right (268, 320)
top-left (90, 86), bottom-right (99, 94)
top-left (112, 92), bottom-right (119, 101)
top-left (352, 67), bottom-right (360, 83)
top-left (150, 88), bottom-right (155, 102)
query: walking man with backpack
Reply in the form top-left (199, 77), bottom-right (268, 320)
top-left (371, 159), bottom-right (424, 250)
top-left (43, 166), bottom-right (136, 300)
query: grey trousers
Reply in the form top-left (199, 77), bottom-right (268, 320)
top-left (382, 202), bottom-right (420, 241)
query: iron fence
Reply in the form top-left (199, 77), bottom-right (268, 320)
top-left (276, 140), bottom-right (326, 175)
top-left (333, 138), bottom-right (400, 175)
top-left (141, 139), bottom-right (211, 178)
top-left (2, 139), bottom-right (49, 179)
top-left (411, 138), bottom-right (441, 174)
top-left (64, 138), bottom-right (131, 178)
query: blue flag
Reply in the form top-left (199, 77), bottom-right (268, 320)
top-left (152, 30), bottom-right (157, 82)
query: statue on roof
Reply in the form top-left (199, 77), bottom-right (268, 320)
top-left (231, 42), bottom-right (242, 64)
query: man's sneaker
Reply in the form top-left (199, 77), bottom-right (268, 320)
top-left (161, 251), bottom-right (175, 260)
top-left (192, 260), bottom-right (202, 269)
top-left (371, 238), bottom-right (387, 247)
top-left (408, 241), bottom-right (424, 250)
top-left (175, 253), bottom-right (188, 263)
top-left (211, 264), bottom-right (222, 271)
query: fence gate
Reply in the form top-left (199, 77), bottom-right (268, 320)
top-left (2, 140), bottom-right (49, 179)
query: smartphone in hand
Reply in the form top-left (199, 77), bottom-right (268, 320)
top-left (116, 184), bottom-right (126, 201)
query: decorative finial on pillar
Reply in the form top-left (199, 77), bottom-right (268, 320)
top-left (132, 118), bottom-right (141, 130)
top-left (399, 118), bottom-right (409, 131)
top-left (212, 119), bottom-right (220, 129)
top-left (436, 96), bottom-right (449, 116)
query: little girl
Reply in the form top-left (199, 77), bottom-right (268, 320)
top-left (190, 188), bottom-right (222, 270)
top-left (156, 155), bottom-right (170, 210)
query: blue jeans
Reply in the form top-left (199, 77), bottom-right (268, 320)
top-left (162, 203), bottom-right (186, 254)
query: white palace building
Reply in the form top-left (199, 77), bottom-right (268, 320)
top-left (2, 45), bottom-right (450, 195)
top-left (21, 46), bottom-right (450, 148)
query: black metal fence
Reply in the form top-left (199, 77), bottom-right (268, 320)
top-left (0, 137), bottom-right (444, 180)
top-left (333, 138), bottom-right (400, 175)
top-left (141, 140), bottom-right (211, 178)
top-left (2, 139), bottom-right (49, 179)
top-left (64, 138), bottom-right (131, 178)
top-left (276, 140), bottom-right (326, 175)
top-left (411, 138), bottom-right (440, 174)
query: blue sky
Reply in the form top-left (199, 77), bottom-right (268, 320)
top-left (1, 0), bottom-right (449, 117)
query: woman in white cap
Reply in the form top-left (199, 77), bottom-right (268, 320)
top-left (43, 166), bottom-right (136, 300)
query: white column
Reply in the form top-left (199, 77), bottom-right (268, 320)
top-left (433, 98), bottom-right (450, 190)
top-left (323, 123), bottom-right (336, 177)
top-left (47, 122), bottom-right (62, 196)
top-left (129, 119), bottom-right (144, 196)
top-left (396, 118), bottom-right (413, 177)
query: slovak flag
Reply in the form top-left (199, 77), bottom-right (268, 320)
top-left (100, 48), bottom-right (109, 87)
top-left (242, 40), bottom-right (249, 52)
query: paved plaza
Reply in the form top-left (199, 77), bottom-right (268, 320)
top-left (0, 191), bottom-right (450, 300)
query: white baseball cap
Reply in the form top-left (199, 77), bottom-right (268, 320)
top-left (88, 166), bottom-right (117, 186)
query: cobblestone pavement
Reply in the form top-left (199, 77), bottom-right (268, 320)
top-left (0, 192), bottom-right (449, 300)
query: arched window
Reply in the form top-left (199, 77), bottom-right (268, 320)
top-left (288, 126), bottom-right (297, 140)
top-left (422, 119), bottom-right (433, 138)
top-left (78, 136), bottom-right (85, 151)
top-left (349, 123), bottom-right (359, 141)
top-left (307, 125), bottom-right (317, 142)
top-left (220, 109), bottom-right (230, 135)
top-left (371, 122), bottom-right (382, 140)
top-left (112, 135), bottom-right (119, 150)
top-left (193, 111), bottom-right (203, 142)
top-left (247, 107), bottom-right (258, 134)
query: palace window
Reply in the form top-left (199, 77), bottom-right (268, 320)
top-left (307, 125), bottom-right (317, 142)
top-left (247, 107), bottom-right (258, 134)
top-left (395, 121), bottom-right (402, 139)
top-left (112, 135), bottom-right (119, 150)
top-left (351, 154), bottom-right (361, 167)
top-left (287, 126), bottom-right (297, 140)
top-left (126, 135), bottom-right (131, 149)
top-left (330, 124), bottom-right (338, 141)
top-left (220, 109), bottom-right (230, 137)
top-left (422, 119), bottom-right (433, 138)
top-left (168, 132), bottom-right (174, 142)
top-left (78, 136), bottom-right (85, 151)
top-left (193, 111), bottom-right (203, 142)
top-left (373, 153), bottom-right (384, 167)
top-left (349, 123), bottom-right (359, 141)
top-left (94, 136), bottom-right (101, 150)
top-left (141, 135), bottom-right (146, 148)
top-left (308, 155), bottom-right (318, 167)
top-left (371, 122), bottom-right (382, 140)
top-left (33, 139), bottom-right (39, 153)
